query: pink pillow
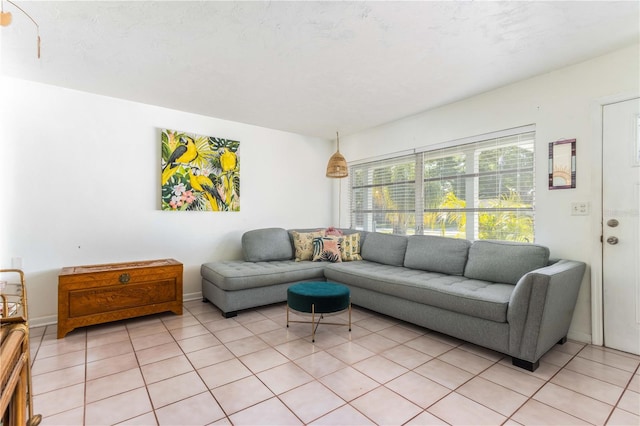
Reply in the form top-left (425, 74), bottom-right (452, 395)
top-left (312, 237), bottom-right (343, 262)
top-left (324, 226), bottom-right (344, 237)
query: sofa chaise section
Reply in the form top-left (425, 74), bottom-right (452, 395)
top-left (201, 228), bottom-right (327, 317)
top-left (201, 259), bottom-right (325, 317)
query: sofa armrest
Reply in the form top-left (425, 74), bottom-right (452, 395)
top-left (507, 260), bottom-right (586, 363)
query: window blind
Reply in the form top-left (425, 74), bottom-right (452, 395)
top-left (349, 128), bottom-right (535, 242)
top-left (350, 154), bottom-right (417, 235)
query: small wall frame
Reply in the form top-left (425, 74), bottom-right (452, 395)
top-left (548, 139), bottom-right (576, 189)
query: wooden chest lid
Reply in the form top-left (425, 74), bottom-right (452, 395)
top-left (59, 258), bottom-right (181, 276)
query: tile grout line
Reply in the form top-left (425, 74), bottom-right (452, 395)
top-left (604, 361), bottom-right (640, 423)
top-left (27, 303), bottom-right (640, 425)
top-left (223, 306), bottom-right (404, 424)
top-left (420, 347), bottom-right (505, 424)
top-left (127, 317), bottom-right (163, 426)
top-left (83, 328), bottom-right (88, 425)
top-left (186, 303), bottom-right (281, 424)
top-left (225, 306), bottom-right (360, 424)
top-left (521, 343), bottom-right (616, 425)
top-left (186, 304), bottom-right (244, 424)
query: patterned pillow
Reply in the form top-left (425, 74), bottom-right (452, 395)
top-left (290, 230), bottom-right (324, 261)
top-left (312, 237), bottom-right (343, 263)
top-left (340, 233), bottom-right (362, 261)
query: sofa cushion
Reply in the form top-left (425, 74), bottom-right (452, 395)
top-left (242, 228), bottom-right (293, 262)
top-left (361, 232), bottom-right (408, 266)
top-left (464, 240), bottom-right (550, 285)
top-left (201, 260), bottom-right (326, 291)
top-left (290, 230), bottom-right (324, 261)
top-left (404, 235), bottom-right (470, 275)
top-left (312, 237), bottom-right (343, 263)
top-left (340, 232), bottom-right (362, 261)
top-left (325, 261), bottom-right (513, 322)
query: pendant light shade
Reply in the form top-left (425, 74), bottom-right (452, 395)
top-left (0, 11), bottom-right (12, 26)
top-left (326, 132), bottom-right (348, 178)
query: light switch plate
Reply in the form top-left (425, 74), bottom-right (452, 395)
top-left (571, 202), bottom-right (589, 215)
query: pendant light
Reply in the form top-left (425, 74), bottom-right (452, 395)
top-left (326, 131), bottom-right (348, 178)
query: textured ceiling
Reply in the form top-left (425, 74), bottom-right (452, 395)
top-left (1, 1), bottom-right (638, 139)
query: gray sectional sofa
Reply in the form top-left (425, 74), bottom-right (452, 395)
top-left (201, 227), bottom-right (586, 371)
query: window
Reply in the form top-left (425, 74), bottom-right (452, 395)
top-left (349, 126), bottom-right (535, 242)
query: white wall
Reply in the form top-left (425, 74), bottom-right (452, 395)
top-left (0, 77), bottom-right (334, 324)
top-left (338, 44), bottom-right (640, 343)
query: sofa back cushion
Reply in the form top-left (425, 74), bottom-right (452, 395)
top-left (361, 232), bottom-right (408, 266)
top-left (404, 235), bottom-right (471, 275)
top-left (464, 240), bottom-right (550, 284)
top-left (242, 228), bottom-right (293, 262)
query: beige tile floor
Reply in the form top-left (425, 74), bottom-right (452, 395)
top-left (28, 300), bottom-right (640, 425)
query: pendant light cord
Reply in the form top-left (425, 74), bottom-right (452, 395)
top-left (338, 178), bottom-right (342, 228)
top-left (3, 0), bottom-right (41, 58)
top-left (337, 131), bottom-right (341, 227)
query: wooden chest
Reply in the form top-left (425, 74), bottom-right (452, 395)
top-left (57, 259), bottom-right (183, 338)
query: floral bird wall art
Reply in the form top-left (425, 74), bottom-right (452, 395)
top-left (161, 129), bottom-right (240, 212)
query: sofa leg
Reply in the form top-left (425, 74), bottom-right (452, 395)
top-left (202, 297), bottom-right (208, 303)
top-left (557, 336), bottom-right (567, 345)
top-left (512, 357), bottom-right (539, 372)
top-left (223, 311), bottom-right (237, 318)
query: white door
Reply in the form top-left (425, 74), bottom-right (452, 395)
top-left (603, 97), bottom-right (640, 355)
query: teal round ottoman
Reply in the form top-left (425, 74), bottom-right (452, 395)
top-left (286, 281), bottom-right (351, 342)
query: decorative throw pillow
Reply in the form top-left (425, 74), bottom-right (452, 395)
top-left (290, 230), bottom-right (324, 261)
top-left (324, 226), bottom-right (344, 237)
top-left (312, 236), bottom-right (343, 263)
top-left (340, 233), bottom-right (362, 261)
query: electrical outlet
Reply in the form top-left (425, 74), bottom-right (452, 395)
top-left (571, 202), bottom-right (589, 216)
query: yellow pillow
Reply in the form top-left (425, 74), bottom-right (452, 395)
top-left (290, 230), bottom-right (324, 261)
top-left (340, 233), bottom-right (362, 261)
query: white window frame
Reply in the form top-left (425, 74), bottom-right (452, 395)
top-left (349, 125), bottom-right (536, 241)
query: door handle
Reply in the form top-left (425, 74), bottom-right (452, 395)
top-left (606, 236), bottom-right (619, 245)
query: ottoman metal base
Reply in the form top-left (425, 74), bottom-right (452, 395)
top-left (286, 281), bottom-right (351, 342)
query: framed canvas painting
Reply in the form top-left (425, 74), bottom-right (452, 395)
top-left (161, 129), bottom-right (240, 211)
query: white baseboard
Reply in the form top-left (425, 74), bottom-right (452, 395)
top-left (183, 292), bottom-right (203, 302)
top-left (28, 292), bottom-right (205, 329)
top-left (567, 330), bottom-right (592, 345)
top-left (29, 315), bottom-right (58, 328)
